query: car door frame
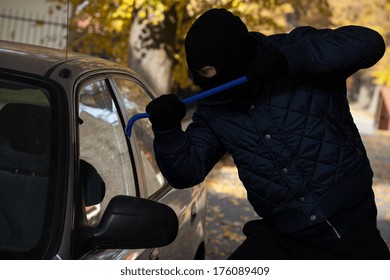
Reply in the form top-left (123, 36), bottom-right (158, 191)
top-left (71, 70), bottom-right (153, 260)
top-left (105, 74), bottom-right (169, 199)
top-left (106, 74), bottom-right (206, 260)
top-left (106, 73), bottom-right (173, 260)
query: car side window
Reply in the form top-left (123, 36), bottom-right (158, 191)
top-left (78, 78), bottom-right (136, 226)
top-left (0, 79), bottom-right (53, 257)
top-left (112, 77), bottom-right (165, 197)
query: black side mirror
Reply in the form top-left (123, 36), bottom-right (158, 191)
top-left (89, 195), bottom-right (178, 249)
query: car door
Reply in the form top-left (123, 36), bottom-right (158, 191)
top-left (108, 75), bottom-right (207, 260)
top-left (74, 76), bottom-right (153, 260)
top-left (0, 75), bottom-right (63, 260)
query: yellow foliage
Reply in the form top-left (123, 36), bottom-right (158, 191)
top-left (110, 19), bottom-right (124, 31)
top-left (374, 71), bottom-right (390, 87)
top-left (49, 0), bottom-right (390, 89)
top-left (374, 48), bottom-right (390, 87)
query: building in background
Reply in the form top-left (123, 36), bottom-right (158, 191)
top-left (0, 0), bottom-right (69, 49)
top-left (377, 87), bottom-right (390, 131)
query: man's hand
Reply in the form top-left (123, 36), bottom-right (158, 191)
top-left (146, 94), bottom-right (186, 131)
top-left (246, 51), bottom-right (289, 83)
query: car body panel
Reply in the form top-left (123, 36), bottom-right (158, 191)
top-left (0, 40), bottom-right (206, 260)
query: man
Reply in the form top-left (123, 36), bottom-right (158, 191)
top-left (145, 8), bottom-right (390, 259)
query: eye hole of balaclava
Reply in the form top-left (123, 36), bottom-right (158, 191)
top-left (185, 8), bottom-right (256, 90)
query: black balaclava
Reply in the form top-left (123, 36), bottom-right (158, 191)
top-left (185, 9), bottom-right (256, 95)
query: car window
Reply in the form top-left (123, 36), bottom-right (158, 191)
top-left (111, 77), bottom-right (165, 197)
top-left (78, 78), bottom-right (136, 226)
top-left (0, 78), bottom-right (53, 257)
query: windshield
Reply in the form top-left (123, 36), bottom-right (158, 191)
top-left (0, 77), bottom-right (55, 259)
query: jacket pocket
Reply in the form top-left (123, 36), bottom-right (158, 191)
top-left (322, 114), bottom-right (366, 159)
top-left (322, 114), bottom-right (354, 145)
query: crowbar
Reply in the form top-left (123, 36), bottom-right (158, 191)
top-left (125, 75), bottom-right (248, 137)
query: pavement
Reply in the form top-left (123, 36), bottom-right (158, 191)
top-left (204, 105), bottom-right (390, 259)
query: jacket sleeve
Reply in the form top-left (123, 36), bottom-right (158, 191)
top-left (151, 110), bottom-right (226, 189)
top-left (279, 25), bottom-right (386, 77)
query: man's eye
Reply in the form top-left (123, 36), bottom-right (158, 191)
top-left (198, 66), bottom-right (217, 78)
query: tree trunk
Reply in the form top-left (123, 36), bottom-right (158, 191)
top-left (127, 7), bottom-right (178, 95)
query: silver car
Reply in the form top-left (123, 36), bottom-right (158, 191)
top-left (0, 40), bottom-right (207, 260)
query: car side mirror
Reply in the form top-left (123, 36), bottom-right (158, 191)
top-left (89, 195), bottom-right (178, 249)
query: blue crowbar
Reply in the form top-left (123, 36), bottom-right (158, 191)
top-left (125, 75), bottom-right (248, 137)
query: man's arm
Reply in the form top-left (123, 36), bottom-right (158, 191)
top-left (281, 25), bottom-right (386, 77)
top-left (151, 108), bottom-right (226, 189)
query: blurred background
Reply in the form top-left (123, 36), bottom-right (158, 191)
top-left (1, 0), bottom-right (389, 259)
top-left (1, 0), bottom-right (390, 104)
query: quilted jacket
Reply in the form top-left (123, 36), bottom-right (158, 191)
top-left (152, 26), bottom-right (386, 240)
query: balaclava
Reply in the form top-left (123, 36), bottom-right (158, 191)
top-left (185, 9), bottom-right (256, 92)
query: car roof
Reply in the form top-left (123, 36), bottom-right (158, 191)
top-left (0, 40), bottom-right (137, 79)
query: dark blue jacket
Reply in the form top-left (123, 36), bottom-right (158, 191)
top-left (153, 26), bottom-right (386, 240)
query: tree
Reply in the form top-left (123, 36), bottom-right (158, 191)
top-left (48, 0), bottom-right (331, 94)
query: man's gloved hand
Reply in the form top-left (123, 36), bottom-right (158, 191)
top-left (146, 94), bottom-right (186, 131)
top-left (246, 51), bottom-right (289, 83)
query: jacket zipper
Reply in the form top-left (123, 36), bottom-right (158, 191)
top-left (326, 220), bottom-right (341, 239)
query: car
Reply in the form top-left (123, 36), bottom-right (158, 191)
top-left (0, 40), bottom-right (207, 260)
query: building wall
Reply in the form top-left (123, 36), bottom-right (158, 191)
top-left (378, 87), bottom-right (390, 131)
top-left (0, 0), bottom-right (69, 49)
